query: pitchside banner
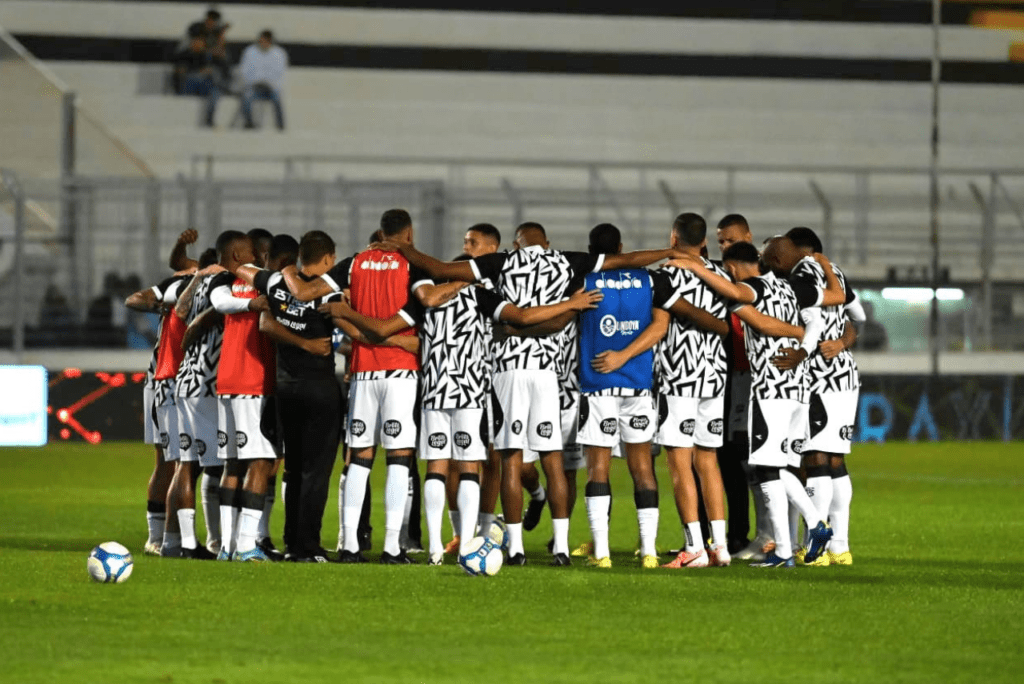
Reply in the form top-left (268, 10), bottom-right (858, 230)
top-left (38, 369), bottom-right (1024, 443)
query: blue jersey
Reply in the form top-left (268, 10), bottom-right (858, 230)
top-left (579, 270), bottom-right (656, 394)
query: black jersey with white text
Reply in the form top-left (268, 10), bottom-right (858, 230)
top-left (808, 262), bottom-right (860, 393)
top-left (737, 272), bottom-right (808, 403)
top-left (421, 285), bottom-right (508, 410)
top-left (471, 247), bottom-right (603, 373)
top-left (175, 274), bottom-right (222, 399)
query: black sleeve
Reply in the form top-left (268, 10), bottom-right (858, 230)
top-left (252, 269), bottom-right (272, 296)
top-left (845, 282), bottom-right (856, 305)
top-left (208, 271), bottom-right (235, 293)
top-left (154, 276), bottom-right (180, 297)
top-left (324, 256), bottom-right (353, 291)
top-left (649, 271), bottom-right (677, 309)
top-left (409, 265), bottom-right (434, 292)
top-left (563, 251), bottom-right (601, 278)
top-left (399, 296), bottom-right (424, 326)
top-left (473, 286), bottom-right (508, 321)
top-left (741, 277), bottom-right (767, 306)
top-left (790, 281), bottom-right (820, 310)
top-left (471, 253), bottom-right (507, 284)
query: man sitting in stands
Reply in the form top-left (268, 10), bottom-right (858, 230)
top-left (173, 28), bottom-right (223, 128)
top-left (239, 30), bottom-right (288, 131)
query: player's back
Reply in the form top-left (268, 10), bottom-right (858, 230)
top-left (348, 249), bottom-right (419, 375)
top-left (744, 272), bottom-right (805, 401)
top-left (808, 262), bottom-right (860, 393)
top-left (579, 269), bottom-right (654, 394)
top-left (420, 286), bottom-right (489, 409)
top-left (216, 275), bottom-right (275, 396)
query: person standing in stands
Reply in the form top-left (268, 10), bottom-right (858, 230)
top-left (239, 30), bottom-right (288, 131)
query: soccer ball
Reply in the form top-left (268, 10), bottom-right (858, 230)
top-left (87, 542), bottom-right (134, 584)
top-left (458, 536), bottom-right (503, 577)
top-left (485, 517), bottom-right (509, 551)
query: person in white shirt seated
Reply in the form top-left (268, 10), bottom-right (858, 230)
top-left (239, 30), bottom-right (288, 130)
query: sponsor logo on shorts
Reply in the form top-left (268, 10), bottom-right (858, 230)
top-left (454, 431), bottom-right (472, 448)
top-left (630, 415), bottom-right (650, 431)
top-left (428, 432), bottom-right (447, 449)
top-left (681, 419), bottom-right (695, 436)
top-left (792, 439), bottom-right (805, 454)
top-left (805, 486), bottom-right (815, 497)
top-left (839, 425), bottom-right (854, 441)
top-left (383, 420), bottom-right (402, 437)
top-left (708, 419), bottom-right (724, 436)
top-left (159, 432), bottom-right (170, 448)
top-left (195, 439), bottom-right (207, 456)
top-left (217, 430), bottom-right (228, 448)
top-left (600, 418), bottom-right (618, 435)
top-left (537, 421), bottom-right (553, 438)
top-left (599, 314), bottom-right (640, 338)
top-left (511, 420), bottom-right (523, 435)
top-left (781, 439), bottom-right (789, 453)
top-left (236, 431), bottom-right (248, 449)
top-left (349, 419), bottom-right (366, 437)
top-left (179, 433), bottom-right (192, 451)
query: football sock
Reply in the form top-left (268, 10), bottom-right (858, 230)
top-left (162, 531), bottom-right (181, 553)
top-left (219, 487), bottom-right (237, 556)
top-left (780, 469), bottom-right (822, 529)
top-left (235, 508), bottom-right (262, 554)
top-left (400, 469), bottom-right (415, 544)
top-left (788, 503), bottom-right (802, 549)
top-left (684, 522), bottom-right (703, 553)
top-left (177, 508), bottom-right (197, 550)
top-left (337, 469), bottom-right (346, 550)
top-left (529, 484), bottom-right (546, 502)
top-left (635, 489), bottom-right (659, 557)
top-left (760, 477), bottom-right (791, 559)
top-left (258, 475), bottom-right (276, 541)
top-left (342, 461), bottom-right (372, 553)
top-left (146, 501), bottom-right (166, 546)
top-left (200, 473), bottom-right (220, 550)
top-left (384, 460), bottom-right (410, 556)
top-left (457, 474), bottom-right (481, 555)
top-left (507, 522), bottom-right (524, 557)
top-left (585, 482), bottom-right (612, 559)
top-left (806, 465), bottom-right (834, 529)
top-left (710, 519), bottom-right (727, 549)
top-left (551, 517), bottom-right (570, 556)
top-left (424, 473), bottom-right (446, 556)
top-left (830, 473), bottom-right (853, 554)
top-left (449, 509), bottom-right (461, 539)
top-left (477, 512), bottom-right (496, 539)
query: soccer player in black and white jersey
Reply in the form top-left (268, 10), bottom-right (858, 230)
top-left (782, 227), bottom-right (863, 565)
top-left (384, 223), bottom-right (683, 565)
top-left (676, 239), bottom-right (837, 566)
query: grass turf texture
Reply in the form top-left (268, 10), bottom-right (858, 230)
top-left (0, 442), bottom-right (1021, 684)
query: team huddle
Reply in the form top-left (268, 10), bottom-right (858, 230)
top-left (130, 209), bottom-right (862, 568)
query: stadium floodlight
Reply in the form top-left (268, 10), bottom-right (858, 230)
top-left (881, 288), bottom-right (964, 303)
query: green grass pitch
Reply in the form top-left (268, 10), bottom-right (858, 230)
top-left (1, 441), bottom-right (1021, 683)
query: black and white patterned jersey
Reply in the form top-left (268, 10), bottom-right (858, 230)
top-left (144, 276), bottom-right (188, 390)
top-left (470, 247), bottom-right (603, 373)
top-left (655, 260), bottom-right (729, 398)
top-left (788, 256), bottom-right (827, 310)
top-left (737, 272), bottom-right (808, 403)
top-left (175, 274), bottom-right (222, 399)
top-left (808, 262), bottom-right (860, 393)
top-left (557, 319), bottom-right (581, 408)
top-left (421, 285), bottom-right (508, 410)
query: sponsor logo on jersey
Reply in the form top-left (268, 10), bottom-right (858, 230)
top-left (600, 418), bottom-right (618, 435)
top-left (236, 431), bottom-right (248, 449)
top-left (681, 419), bottom-right (696, 436)
top-left (159, 432), bottom-right (170, 448)
top-left (839, 425), bottom-right (854, 440)
top-left (511, 420), bottom-right (523, 435)
top-left (360, 258), bottom-right (401, 271)
top-left (454, 431), bottom-right (472, 448)
top-left (195, 439), bottom-right (207, 456)
top-left (599, 314), bottom-right (640, 338)
top-left (537, 421), bottom-right (553, 438)
top-left (217, 430), bottom-right (228, 448)
top-left (630, 415), bottom-right (650, 431)
top-left (349, 419), bottom-right (366, 437)
top-left (383, 420), bottom-right (402, 437)
top-left (428, 433), bottom-right (447, 449)
top-left (594, 276), bottom-right (644, 290)
top-left (708, 419), bottom-right (724, 435)
top-left (179, 433), bottom-right (192, 451)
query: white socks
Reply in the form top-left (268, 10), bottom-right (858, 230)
top-left (830, 474), bottom-right (853, 554)
top-left (337, 470), bottom-right (346, 550)
top-left (684, 522), bottom-right (703, 553)
top-left (637, 507), bottom-right (659, 557)
top-left (235, 507), bottom-right (261, 554)
top-left (424, 474), bottom-right (446, 556)
top-left (760, 478), bottom-right (791, 559)
top-left (342, 463), bottom-right (371, 553)
top-left (507, 522), bottom-right (524, 556)
top-left (478, 512), bottom-right (497, 540)
top-left (383, 462), bottom-right (410, 556)
top-left (780, 469), bottom-right (823, 529)
top-left (177, 508), bottom-right (197, 550)
top-left (162, 531), bottom-right (181, 553)
top-left (146, 509), bottom-right (166, 546)
top-left (710, 520), bottom-right (727, 549)
top-left (806, 475), bottom-right (834, 522)
top-left (585, 494), bottom-right (611, 560)
top-left (219, 504), bottom-right (237, 556)
top-left (200, 474), bottom-right (220, 551)
top-left (551, 517), bottom-right (570, 556)
top-left (529, 484), bottom-right (546, 502)
top-left (457, 477), bottom-right (480, 555)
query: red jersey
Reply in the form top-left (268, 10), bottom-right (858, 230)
top-left (729, 313), bottom-right (750, 372)
top-left (348, 249), bottom-right (420, 374)
top-left (215, 276), bottom-right (275, 396)
top-left (153, 312), bottom-right (187, 381)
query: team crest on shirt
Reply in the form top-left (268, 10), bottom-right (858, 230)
top-left (236, 431), bottom-right (248, 449)
top-left (630, 416), bottom-right (650, 431)
top-left (349, 419), bottom-right (366, 437)
top-left (454, 431), bottom-right (472, 448)
top-left (195, 439), bottom-right (207, 456)
top-left (179, 433), bottom-right (192, 451)
top-left (600, 418), bottom-right (618, 435)
top-left (384, 420), bottom-right (402, 437)
top-left (536, 422), bottom-right (553, 438)
top-left (511, 420), bottom-right (523, 435)
top-left (708, 419), bottom-right (724, 435)
top-left (428, 433), bottom-right (447, 449)
top-left (217, 430), bottom-right (228, 448)
top-left (681, 419), bottom-right (695, 436)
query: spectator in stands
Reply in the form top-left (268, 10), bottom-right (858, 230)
top-left (186, 8), bottom-right (229, 54)
top-left (173, 29), bottom-right (223, 128)
top-left (239, 30), bottom-right (288, 130)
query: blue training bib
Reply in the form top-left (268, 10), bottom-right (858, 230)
top-left (579, 270), bottom-right (654, 394)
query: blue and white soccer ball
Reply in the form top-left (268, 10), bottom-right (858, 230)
top-left (87, 542), bottom-right (134, 584)
top-left (458, 536), bottom-right (503, 577)
top-left (485, 517), bottom-right (510, 551)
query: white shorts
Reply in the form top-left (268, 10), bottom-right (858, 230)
top-left (578, 395), bottom-right (657, 448)
top-left (748, 397), bottom-right (808, 469)
top-left (143, 384), bottom-right (158, 445)
top-left (348, 377), bottom-right (418, 450)
top-left (420, 408), bottom-right (487, 462)
top-left (492, 370), bottom-right (562, 453)
top-left (804, 389), bottom-right (859, 455)
top-left (656, 395), bottom-right (725, 449)
top-left (217, 395), bottom-right (277, 461)
top-left (154, 380), bottom-right (179, 461)
top-left (179, 396), bottom-right (221, 467)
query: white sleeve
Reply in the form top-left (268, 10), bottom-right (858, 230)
top-left (210, 285), bottom-right (251, 315)
top-left (799, 308), bottom-right (825, 356)
top-left (844, 294), bottom-right (866, 324)
top-left (162, 280), bottom-right (185, 305)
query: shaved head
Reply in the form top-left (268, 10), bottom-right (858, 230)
top-left (513, 223), bottom-right (548, 250)
top-left (761, 236), bottom-right (803, 276)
